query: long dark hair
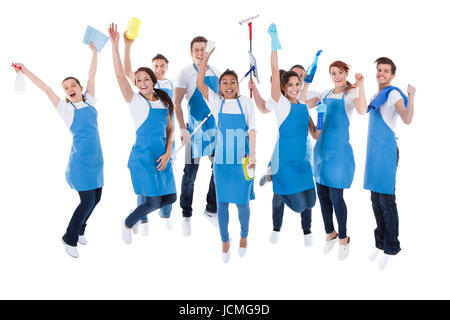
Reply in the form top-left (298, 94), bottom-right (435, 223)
top-left (135, 67), bottom-right (174, 115)
top-left (280, 71), bottom-right (301, 97)
top-left (62, 76), bottom-right (86, 103)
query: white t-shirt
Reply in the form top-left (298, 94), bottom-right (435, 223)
top-left (317, 87), bottom-right (359, 121)
top-left (372, 90), bottom-right (403, 133)
top-left (129, 93), bottom-right (169, 130)
top-left (175, 64), bottom-right (221, 102)
top-left (56, 93), bottom-right (97, 129)
top-left (206, 89), bottom-right (256, 130)
top-left (155, 79), bottom-right (174, 96)
top-left (265, 95), bottom-right (309, 129)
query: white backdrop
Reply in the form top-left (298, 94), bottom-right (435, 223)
top-left (1, 0), bottom-right (449, 299)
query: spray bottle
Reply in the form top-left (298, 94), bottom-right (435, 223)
top-left (12, 63), bottom-right (26, 93)
top-left (304, 50), bottom-right (322, 84)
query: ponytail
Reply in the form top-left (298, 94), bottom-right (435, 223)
top-left (154, 88), bottom-right (174, 116)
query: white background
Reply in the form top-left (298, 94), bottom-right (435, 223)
top-left (1, 0), bottom-right (449, 300)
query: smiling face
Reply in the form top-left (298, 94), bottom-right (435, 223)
top-left (135, 71), bottom-right (155, 96)
top-left (220, 74), bottom-right (239, 99)
top-left (376, 63), bottom-right (395, 87)
top-left (152, 59), bottom-right (168, 80)
top-left (283, 76), bottom-right (301, 100)
top-left (330, 66), bottom-right (348, 89)
top-left (62, 78), bottom-right (83, 103)
top-left (191, 41), bottom-right (207, 65)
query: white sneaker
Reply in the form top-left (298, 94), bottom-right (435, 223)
top-left (78, 235), bottom-right (88, 246)
top-left (378, 254), bottom-right (393, 271)
top-left (203, 210), bottom-right (219, 228)
top-left (238, 247), bottom-right (247, 257)
top-left (259, 168), bottom-right (273, 186)
top-left (304, 233), bottom-right (313, 247)
top-left (122, 221), bottom-right (132, 245)
top-left (132, 221), bottom-right (140, 235)
top-left (269, 231), bottom-right (280, 244)
top-left (62, 239), bottom-right (79, 259)
top-left (323, 235), bottom-right (338, 254)
top-left (222, 241), bottom-right (231, 264)
top-left (369, 248), bottom-right (383, 262)
top-left (182, 217), bottom-right (191, 237)
top-left (140, 222), bottom-right (149, 236)
top-left (338, 238), bottom-right (350, 261)
top-left (161, 218), bottom-right (173, 231)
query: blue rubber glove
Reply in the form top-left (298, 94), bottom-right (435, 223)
top-left (267, 23), bottom-right (282, 51)
top-left (316, 102), bottom-right (327, 114)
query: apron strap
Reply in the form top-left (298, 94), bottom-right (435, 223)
top-left (219, 96), bottom-right (244, 115)
top-left (139, 92), bottom-right (155, 110)
top-left (341, 86), bottom-right (350, 100)
top-left (193, 63), bottom-right (217, 78)
top-left (69, 100), bottom-right (92, 110)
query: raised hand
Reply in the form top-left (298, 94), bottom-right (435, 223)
top-left (267, 23), bottom-right (281, 51)
top-left (89, 41), bottom-right (98, 53)
top-left (248, 79), bottom-right (256, 91)
top-left (123, 31), bottom-right (134, 46)
top-left (108, 23), bottom-right (120, 45)
top-left (407, 84), bottom-right (416, 98)
top-left (355, 73), bottom-right (364, 86)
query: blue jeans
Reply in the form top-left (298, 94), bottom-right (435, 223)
top-left (63, 188), bottom-right (102, 246)
top-left (316, 183), bottom-right (348, 239)
top-left (371, 191), bottom-right (401, 255)
top-left (180, 151), bottom-right (216, 217)
top-left (125, 194), bottom-right (177, 228)
top-left (272, 189), bottom-right (316, 234)
top-left (137, 195), bottom-right (172, 223)
top-left (217, 202), bottom-right (250, 243)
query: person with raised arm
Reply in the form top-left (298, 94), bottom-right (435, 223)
top-left (108, 23), bottom-right (176, 245)
top-left (365, 57), bottom-right (415, 270)
top-left (12, 42), bottom-right (104, 259)
top-left (196, 44), bottom-right (256, 264)
top-left (305, 61), bottom-right (368, 260)
top-left (123, 33), bottom-right (175, 234)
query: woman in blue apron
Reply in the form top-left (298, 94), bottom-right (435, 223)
top-left (196, 45), bottom-right (256, 264)
top-left (262, 24), bottom-right (317, 248)
top-left (123, 35), bottom-right (175, 234)
top-left (12, 43), bottom-right (104, 259)
top-left (109, 23), bottom-right (176, 245)
top-left (306, 61), bottom-right (368, 260)
top-left (248, 69), bottom-right (320, 247)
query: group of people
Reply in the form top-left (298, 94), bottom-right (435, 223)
top-left (12, 22), bottom-right (415, 270)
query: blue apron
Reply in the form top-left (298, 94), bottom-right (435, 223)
top-left (188, 64), bottom-right (219, 158)
top-left (271, 100), bottom-right (315, 195)
top-left (313, 88), bottom-right (355, 189)
top-left (364, 107), bottom-right (398, 195)
top-left (156, 79), bottom-right (176, 160)
top-left (128, 94), bottom-right (176, 197)
top-left (213, 97), bottom-right (255, 204)
top-left (66, 102), bottom-right (104, 191)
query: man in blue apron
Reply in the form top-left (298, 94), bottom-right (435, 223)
top-left (174, 36), bottom-right (221, 236)
top-left (364, 57), bottom-right (416, 270)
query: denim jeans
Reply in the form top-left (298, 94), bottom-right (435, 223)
top-left (371, 192), bottom-right (401, 255)
top-left (137, 195), bottom-right (172, 223)
top-left (180, 151), bottom-right (217, 217)
top-left (316, 183), bottom-right (348, 239)
top-left (217, 202), bottom-right (250, 243)
top-left (63, 188), bottom-right (102, 246)
top-left (125, 194), bottom-right (177, 228)
top-left (272, 188), bottom-right (316, 234)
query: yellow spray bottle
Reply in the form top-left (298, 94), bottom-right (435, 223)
top-left (126, 17), bottom-right (141, 40)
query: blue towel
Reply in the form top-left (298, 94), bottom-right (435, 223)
top-left (83, 26), bottom-right (109, 52)
top-left (368, 86), bottom-right (408, 112)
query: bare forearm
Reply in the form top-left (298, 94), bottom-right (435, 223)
top-left (22, 66), bottom-right (59, 107)
top-left (271, 51), bottom-right (281, 101)
top-left (86, 51), bottom-right (98, 96)
top-left (123, 43), bottom-right (135, 82)
top-left (111, 43), bottom-right (133, 102)
top-left (249, 129), bottom-right (256, 155)
top-left (355, 85), bottom-right (368, 114)
top-left (299, 83), bottom-right (310, 103)
top-left (196, 59), bottom-right (209, 99)
top-left (253, 87), bottom-right (270, 114)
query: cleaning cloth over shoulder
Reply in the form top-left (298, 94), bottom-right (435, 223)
top-left (368, 86), bottom-right (408, 112)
